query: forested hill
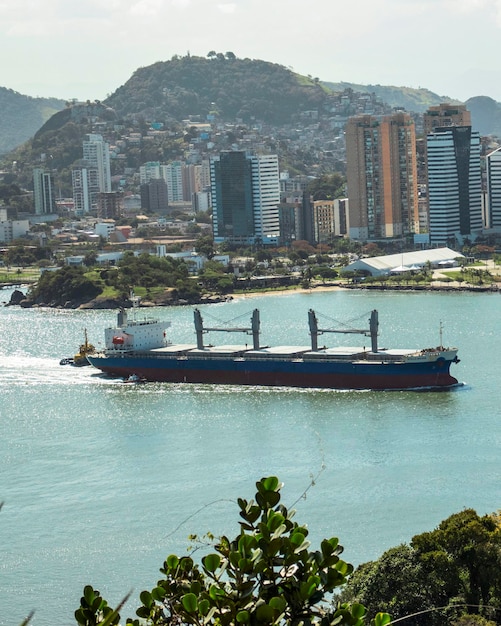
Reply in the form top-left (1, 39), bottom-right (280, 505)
top-left (104, 54), bottom-right (328, 125)
top-left (322, 81), bottom-right (452, 113)
top-left (0, 87), bottom-right (65, 154)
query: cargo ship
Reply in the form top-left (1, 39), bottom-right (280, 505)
top-left (86, 302), bottom-right (460, 391)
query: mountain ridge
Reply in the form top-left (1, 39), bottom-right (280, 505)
top-left (0, 87), bottom-right (66, 154)
top-left (2, 55), bottom-right (501, 154)
top-left (1, 55), bottom-right (501, 185)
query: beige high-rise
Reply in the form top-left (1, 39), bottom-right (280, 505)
top-left (423, 103), bottom-right (471, 135)
top-left (346, 112), bottom-right (419, 241)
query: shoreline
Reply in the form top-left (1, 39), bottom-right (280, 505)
top-left (2, 280), bottom-right (499, 310)
top-left (232, 281), bottom-right (500, 300)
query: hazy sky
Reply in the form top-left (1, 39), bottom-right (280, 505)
top-left (1, 0), bottom-right (501, 102)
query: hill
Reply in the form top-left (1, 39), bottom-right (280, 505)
top-left (104, 53), bottom-right (328, 124)
top-left (320, 82), bottom-right (501, 137)
top-left (321, 81), bottom-right (456, 113)
top-left (465, 95), bottom-right (501, 137)
top-left (0, 87), bottom-right (66, 154)
top-left (2, 55), bottom-right (501, 196)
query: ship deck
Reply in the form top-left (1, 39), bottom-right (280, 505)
top-left (126, 343), bottom-right (424, 362)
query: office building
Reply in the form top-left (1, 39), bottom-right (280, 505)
top-left (485, 147), bottom-right (501, 232)
top-left (426, 126), bottom-right (482, 245)
top-left (33, 168), bottom-right (55, 215)
top-left (140, 178), bottom-right (168, 212)
top-left (346, 112), bottom-right (419, 241)
top-left (210, 151), bottom-right (280, 245)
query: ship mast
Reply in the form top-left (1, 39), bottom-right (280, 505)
top-left (308, 309), bottom-right (379, 353)
top-left (194, 309), bottom-right (260, 350)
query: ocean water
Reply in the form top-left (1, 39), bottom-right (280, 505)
top-left (0, 287), bottom-right (499, 625)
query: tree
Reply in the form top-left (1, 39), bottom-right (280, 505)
top-left (195, 235), bottom-right (215, 260)
top-left (76, 477), bottom-right (391, 626)
top-left (307, 174), bottom-right (346, 201)
top-left (317, 266), bottom-right (338, 283)
top-left (28, 266), bottom-right (102, 306)
top-left (340, 509), bottom-right (501, 626)
top-left (198, 260), bottom-right (227, 289)
top-left (83, 251), bottom-right (98, 267)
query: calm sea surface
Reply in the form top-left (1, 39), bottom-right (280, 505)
top-left (0, 287), bottom-right (500, 625)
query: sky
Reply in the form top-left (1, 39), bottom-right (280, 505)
top-left (1, 0), bottom-right (501, 103)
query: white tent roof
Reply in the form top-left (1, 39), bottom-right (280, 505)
top-left (391, 265), bottom-right (411, 272)
top-left (345, 247), bottom-right (463, 276)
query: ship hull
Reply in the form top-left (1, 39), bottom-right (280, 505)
top-left (87, 354), bottom-right (459, 390)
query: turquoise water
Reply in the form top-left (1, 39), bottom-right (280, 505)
top-left (0, 288), bottom-right (500, 625)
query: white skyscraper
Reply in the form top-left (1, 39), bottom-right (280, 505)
top-left (83, 134), bottom-right (111, 193)
top-left (161, 162), bottom-right (184, 203)
top-left (486, 147), bottom-right (501, 232)
top-left (250, 154), bottom-right (280, 243)
top-left (426, 126), bottom-right (482, 246)
top-left (72, 167), bottom-right (99, 216)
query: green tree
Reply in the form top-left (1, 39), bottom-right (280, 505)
top-left (83, 251), bottom-right (98, 267)
top-left (340, 509), bottom-right (501, 626)
top-left (195, 235), bottom-right (215, 260)
top-left (28, 266), bottom-right (102, 306)
top-left (307, 174), bottom-right (346, 201)
top-left (198, 260), bottom-right (227, 289)
top-left (316, 266), bottom-right (338, 283)
top-left (76, 477), bottom-right (391, 626)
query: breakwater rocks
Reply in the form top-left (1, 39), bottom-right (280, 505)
top-left (3, 291), bottom-right (233, 309)
top-left (6, 289), bottom-right (27, 305)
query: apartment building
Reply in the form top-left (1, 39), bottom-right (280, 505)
top-left (346, 112), bottom-right (419, 241)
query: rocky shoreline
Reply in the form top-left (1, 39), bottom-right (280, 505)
top-left (3, 280), bottom-right (499, 310)
top-left (2, 288), bottom-right (234, 309)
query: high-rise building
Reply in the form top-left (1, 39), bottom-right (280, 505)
top-left (345, 112), bottom-right (419, 241)
top-left (83, 134), bottom-right (111, 192)
top-left (426, 126), bottom-right (482, 246)
top-left (140, 178), bottom-right (168, 212)
top-left (161, 162), bottom-right (185, 203)
top-left (72, 167), bottom-right (99, 216)
top-left (251, 154), bottom-right (281, 244)
top-left (423, 103), bottom-right (471, 135)
top-left (210, 151), bottom-right (280, 245)
top-left (485, 147), bottom-right (501, 232)
top-left (195, 161), bottom-right (212, 193)
top-left (33, 168), bottom-right (55, 215)
top-left (311, 199), bottom-right (348, 244)
top-left (72, 134), bottom-right (111, 215)
top-left (97, 192), bottom-right (123, 220)
top-left (139, 161), bottom-right (161, 185)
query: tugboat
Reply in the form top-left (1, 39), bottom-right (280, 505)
top-left (60, 329), bottom-right (96, 367)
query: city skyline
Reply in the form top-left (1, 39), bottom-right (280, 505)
top-left (1, 0), bottom-right (501, 103)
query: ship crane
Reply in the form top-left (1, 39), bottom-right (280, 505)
top-left (194, 309), bottom-right (261, 350)
top-left (308, 309), bottom-right (379, 353)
